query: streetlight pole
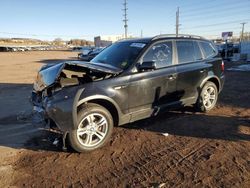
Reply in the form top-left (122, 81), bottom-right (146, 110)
top-left (240, 22), bottom-right (247, 41)
top-left (176, 7), bottom-right (180, 37)
top-left (123, 0), bottom-right (128, 39)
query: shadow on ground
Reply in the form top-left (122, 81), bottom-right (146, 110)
top-left (124, 107), bottom-right (250, 141)
top-left (0, 104), bottom-right (249, 153)
top-left (0, 83), bottom-right (60, 152)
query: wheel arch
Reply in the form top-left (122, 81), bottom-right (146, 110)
top-left (200, 76), bottom-right (221, 92)
top-left (77, 95), bottom-right (121, 127)
top-left (207, 77), bottom-right (220, 91)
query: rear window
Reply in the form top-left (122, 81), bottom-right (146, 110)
top-left (200, 41), bottom-right (217, 58)
top-left (176, 41), bottom-right (202, 64)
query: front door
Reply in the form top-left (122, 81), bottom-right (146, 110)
top-left (128, 40), bottom-right (178, 119)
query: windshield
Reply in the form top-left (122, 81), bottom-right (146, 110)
top-left (91, 41), bottom-right (146, 70)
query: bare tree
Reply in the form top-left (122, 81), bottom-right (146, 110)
top-left (53, 38), bottom-right (63, 45)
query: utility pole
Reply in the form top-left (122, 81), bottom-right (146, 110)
top-left (240, 22), bottom-right (247, 41)
top-left (122, 0), bottom-right (128, 39)
top-left (140, 29), bottom-right (143, 38)
top-left (176, 7), bottom-right (180, 37)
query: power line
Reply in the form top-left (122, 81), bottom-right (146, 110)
top-left (182, 14), bottom-right (250, 24)
top-left (183, 27), bottom-right (241, 32)
top-left (181, 2), bottom-right (250, 17)
top-left (183, 19), bottom-right (250, 29)
top-left (181, 7), bottom-right (250, 21)
top-left (181, 14), bottom-right (250, 28)
top-left (174, 0), bottom-right (218, 11)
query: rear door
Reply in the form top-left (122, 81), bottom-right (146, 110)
top-left (175, 40), bottom-right (209, 104)
top-left (128, 40), bottom-right (177, 116)
top-left (199, 41), bottom-right (223, 86)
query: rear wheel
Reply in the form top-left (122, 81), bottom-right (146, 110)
top-left (68, 103), bottom-right (113, 152)
top-left (195, 81), bottom-right (218, 112)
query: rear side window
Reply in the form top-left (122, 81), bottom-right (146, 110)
top-left (143, 41), bottom-right (172, 69)
top-left (193, 41), bottom-right (203, 60)
top-left (200, 41), bottom-right (217, 58)
top-left (176, 41), bottom-right (202, 64)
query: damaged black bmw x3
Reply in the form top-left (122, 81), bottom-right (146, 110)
top-left (32, 34), bottom-right (225, 152)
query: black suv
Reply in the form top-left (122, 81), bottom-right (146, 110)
top-left (32, 34), bottom-right (225, 152)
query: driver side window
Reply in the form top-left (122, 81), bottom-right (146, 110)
top-left (143, 41), bottom-right (173, 68)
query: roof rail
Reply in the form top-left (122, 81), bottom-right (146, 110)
top-left (152, 34), bottom-right (205, 40)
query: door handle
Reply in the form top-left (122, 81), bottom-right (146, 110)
top-left (114, 85), bottom-right (127, 90)
top-left (200, 69), bottom-right (206, 73)
top-left (168, 75), bottom-right (176, 80)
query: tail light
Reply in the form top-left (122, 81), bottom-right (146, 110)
top-left (221, 61), bottom-right (225, 71)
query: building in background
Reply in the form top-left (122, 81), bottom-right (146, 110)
top-left (94, 34), bottom-right (133, 47)
top-left (94, 36), bottom-right (112, 47)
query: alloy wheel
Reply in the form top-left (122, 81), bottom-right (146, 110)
top-left (76, 113), bottom-right (108, 147)
top-left (203, 86), bottom-right (216, 109)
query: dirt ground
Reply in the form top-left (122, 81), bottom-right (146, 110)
top-left (0, 51), bottom-right (249, 188)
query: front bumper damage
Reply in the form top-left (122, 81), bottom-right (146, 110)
top-left (31, 88), bottom-right (77, 151)
top-left (31, 61), bottom-right (120, 150)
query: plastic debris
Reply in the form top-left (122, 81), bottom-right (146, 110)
top-left (162, 133), bottom-right (169, 137)
top-left (53, 138), bottom-right (59, 146)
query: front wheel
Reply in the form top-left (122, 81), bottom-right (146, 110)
top-left (68, 103), bottom-right (113, 152)
top-left (195, 81), bottom-right (218, 112)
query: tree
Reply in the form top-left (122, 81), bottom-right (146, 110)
top-left (53, 38), bottom-right (63, 45)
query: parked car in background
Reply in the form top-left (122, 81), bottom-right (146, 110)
top-left (78, 47), bottom-right (93, 56)
top-left (218, 43), bottom-right (234, 59)
top-left (78, 47), bottom-right (104, 61)
top-left (9, 47), bottom-right (18, 52)
top-left (0, 47), bottom-right (8, 52)
top-left (216, 44), bottom-right (223, 54)
top-left (72, 46), bottom-right (81, 51)
top-left (18, 47), bottom-right (26, 52)
top-left (0, 45), bottom-right (59, 52)
top-left (233, 43), bottom-right (239, 53)
top-left (72, 46), bottom-right (92, 53)
top-left (32, 34), bottom-right (225, 152)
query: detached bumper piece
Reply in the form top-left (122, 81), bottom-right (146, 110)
top-left (31, 91), bottom-right (47, 125)
top-left (31, 91), bottom-right (69, 151)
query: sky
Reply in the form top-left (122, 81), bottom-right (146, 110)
top-left (0, 0), bottom-right (249, 41)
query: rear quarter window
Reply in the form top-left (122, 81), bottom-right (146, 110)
top-left (193, 41), bottom-right (203, 60)
top-left (200, 41), bottom-right (217, 58)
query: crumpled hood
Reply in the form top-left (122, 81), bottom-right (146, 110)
top-left (33, 61), bottom-right (122, 92)
top-left (68, 61), bottom-right (123, 74)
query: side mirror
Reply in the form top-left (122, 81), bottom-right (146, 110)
top-left (139, 61), bottom-right (156, 71)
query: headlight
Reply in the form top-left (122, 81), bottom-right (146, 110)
top-left (33, 73), bottom-right (46, 92)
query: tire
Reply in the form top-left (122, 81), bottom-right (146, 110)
top-left (68, 103), bottom-right (113, 152)
top-left (195, 81), bottom-right (218, 112)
